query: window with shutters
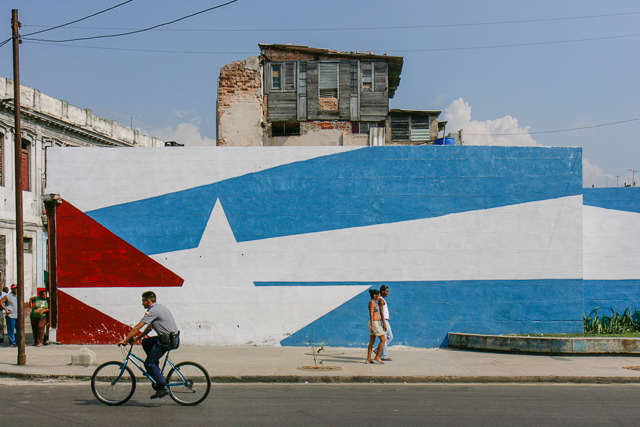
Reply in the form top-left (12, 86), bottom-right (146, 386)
top-left (318, 62), bottom-right (338, 98)
top-left (21, 139), bottom-right (30, 192)
top-left (298, 62), bottom-right (307, 94)
top-left (390, 115), bottom-right (411, 141)
top-left (390, 115), bottom-right (432, 142)
top-left (361, 63), bottom-right (372, 91)
top-left (351, 121), bottom-right (385, 135)
top-left (270, 62), bottom-right (296, 92)
top-left (350, 61), bottom-right (358, 95)
top-left (271, 122), bottom-right (300, 136)
top-left (374, 63), bottom-right (387, 92)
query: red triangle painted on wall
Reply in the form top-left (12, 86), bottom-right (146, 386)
top-left (56, 200), bottom-right (184, 288)
top-left (56, 290), bottom-right (136, 345)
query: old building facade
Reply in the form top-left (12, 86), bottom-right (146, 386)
top-left (0, 76), bottom-right (160, 303)
top-left (217, 44), bottom-right (443, 147)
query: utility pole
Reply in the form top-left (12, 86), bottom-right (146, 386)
top-left (11, 9), bottom-right (26, 365)
top-left (630, 169), bottom-right (638, 187)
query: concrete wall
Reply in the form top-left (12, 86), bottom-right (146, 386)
top-left (47, 146), bottom-right (593, 347)
top-left (583, 188), bottom-right (640, 317)
top-left (0, 77), bottom-right (160, 147)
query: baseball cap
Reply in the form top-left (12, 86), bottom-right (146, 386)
top-left (10, 284), bottom-right (17, 289)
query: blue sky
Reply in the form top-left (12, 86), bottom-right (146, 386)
top-left (1, 0), bottom-right (639, 188)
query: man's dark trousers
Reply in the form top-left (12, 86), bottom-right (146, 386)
top-left (142, 336), bottom-right (179, 388)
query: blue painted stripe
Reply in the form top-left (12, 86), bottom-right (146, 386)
top-left (87, 146), bottom-right (582, 255)
top-left (584, 279), bottom-right (640, 316)
top-left (583, 188), bottom-right (640, 215)
top-left (278, 279), bottom-right (584, 348)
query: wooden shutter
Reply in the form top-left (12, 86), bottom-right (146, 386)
top-left (390, 115), bottom-right (410, 141)
top-left (21, 149), bottom-right (29, 192)
top-left (374, 62), bottom-right (387, 92)
top-left (318, 62), bottom-right (338, 98)
top-left (283, 62), bottom-right (296, 92)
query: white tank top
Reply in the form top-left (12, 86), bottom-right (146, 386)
top-left (380, 297), bottom-right (390, 319)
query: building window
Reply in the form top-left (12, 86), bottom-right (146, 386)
top-left (23, 237), bottom-right (32, 253)
top-left (272, 122), bottom-right (300, 137)
top-left (361, 63), bottom-right (372, 91)
top-left (351, 121), bottom-right (385, 135)
top-left (350, 61), bottom-right (358, 95)
top-left (374, 62), bottom-right (387, 92)
top-left (318, 62), bottom-right (338, 98)
top-left (390, 115), bottom-right (431, 142)
top-left (21, 139), bottom-right (30, 192)
top-left (272, 64), bottom-right (281, 90)
top-left (299, 62), bottom-right (307, 94)
top-left (270, 62), bottom-right (296, 92)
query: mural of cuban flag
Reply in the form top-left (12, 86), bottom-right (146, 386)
top-left (46, 145), bottom-right (584, 347)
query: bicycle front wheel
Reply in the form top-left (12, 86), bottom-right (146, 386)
top-left (91, 361), bottom-right (136, 406)
top-left (166, 361), bottom-right (211, 406)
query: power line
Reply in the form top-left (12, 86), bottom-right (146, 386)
top-left (466, 117), bottom-right (640, 136)
top-left (20, 10), bottom-right (640, 33)
top-left (383, 33), bottom-right (640, 53)
top-left (26, 31), bottom-right (640, 55)
top-left (22, 0), bottom-right (240, 43)
top-left (22, 0), bottom-right (135, 37)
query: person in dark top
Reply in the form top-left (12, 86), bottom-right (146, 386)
top-left (118, 291), bottom-right (180, 399)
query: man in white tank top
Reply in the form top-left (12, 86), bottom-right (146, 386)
top-left (376, 285), bottom-right (393, 361)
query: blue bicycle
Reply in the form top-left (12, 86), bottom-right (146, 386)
top-left (91, 342), bottom-right (211, 406)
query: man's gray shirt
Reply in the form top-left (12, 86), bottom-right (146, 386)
top-left (140, 303), bottom-right (178, 335)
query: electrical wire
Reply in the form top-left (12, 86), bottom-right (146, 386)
top-left (20, 10), bottom-right (640, 33)
top-left (382, 33), bottom-right (640, 53)
top-left (22, 0), bottom-right (135, 37)
top-left (26, 31), bottom-right (640, 55)
top-left (22, 0), bottom-right (240, 43)
top-left (466, 117), bottom-right (640, 136)
top-left (0, 38), bottom-right (11, 48)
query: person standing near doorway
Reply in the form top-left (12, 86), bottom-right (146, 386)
top-left (0, 285), bottom-right (19, 347)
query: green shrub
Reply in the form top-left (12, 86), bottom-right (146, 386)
top-left (584, 307), bottom-right (640, 334)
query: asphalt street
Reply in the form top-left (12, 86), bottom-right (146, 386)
top-left (2, 380), bottom-right (640, 426)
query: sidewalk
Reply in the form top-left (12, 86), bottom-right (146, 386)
top-left (2, 341), bottom-right (640, 383)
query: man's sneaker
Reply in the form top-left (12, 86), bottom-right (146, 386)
top-left (150, 386), bottom-right (169, 399)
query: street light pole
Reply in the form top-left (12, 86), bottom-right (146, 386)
top-left (11, 9), bottom-right (26, 366)
top-left (629, 169), bottom-right (638, 187)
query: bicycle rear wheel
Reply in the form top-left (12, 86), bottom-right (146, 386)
top-left (91, 361), bottom-right (136, 406)
top-left (166, 361), bottom-right (211, 406)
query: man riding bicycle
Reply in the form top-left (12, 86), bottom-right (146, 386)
top-left (118, 291), bottom-right (180, 399)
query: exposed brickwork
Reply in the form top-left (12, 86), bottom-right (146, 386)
top-left (318, 97), bottom-right (339, 111)
top-left (217, 59), bottom-right (262, 146)
top-left (302, 121), bottom-right (351, 133)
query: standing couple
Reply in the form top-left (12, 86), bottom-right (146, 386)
top-left (366, 284), bottom-right (393, 364)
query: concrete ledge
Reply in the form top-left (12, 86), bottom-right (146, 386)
top-left (448, 333), bottom-right (640, 354)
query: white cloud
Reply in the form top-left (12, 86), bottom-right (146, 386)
top-left (149, 121), bottom-right (216, 146)
top-left (583, 157), bottom-right (614, 181)
top-left (433, 93), bottom-right (448, 105)
top-left (442, 98), bottom-right (540, 147)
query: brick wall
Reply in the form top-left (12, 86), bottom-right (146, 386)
top-left (217, 58), bottom-right (263, 146)
top-left (302, 121), bottom-right (351, 133)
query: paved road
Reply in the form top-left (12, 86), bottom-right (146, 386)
top-left (3, 380), bottom-right (640, 426)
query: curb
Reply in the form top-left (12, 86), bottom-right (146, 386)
top-left (3, 371), bottom-right (640, 384)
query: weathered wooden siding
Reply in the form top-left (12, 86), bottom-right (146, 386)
top-left (306, 61), bottom-right (319, 120)
top-left (267, 92), bottom-right (298, 121)
top-left (338, 60), bottom-right (352, 119)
